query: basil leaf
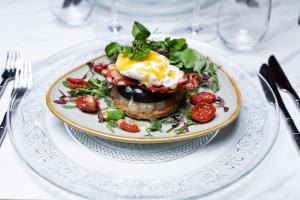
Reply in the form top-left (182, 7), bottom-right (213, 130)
top-left (168, 51), bottom-right (181, 65)
top-left (150, 40), bottom-right (166, 51)
top-left (132, 21), bottom-right (150, 40)
top-left (179, 48), bottom-right (200, 68)
top-left (105, 42), bottom-right (123, 61)
top-left (168, 38), bottom-right (187, 52)
top-left (103, 109), bottom-right (125, 121)
top-left (193, 59), bottom-right (206, 74)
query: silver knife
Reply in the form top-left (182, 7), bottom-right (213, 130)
top-left (259, 64), bottom-right (300, 149)
top-left (268, 55), bottom-right (300, 108)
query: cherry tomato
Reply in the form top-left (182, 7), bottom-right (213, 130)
top-left (66, 78), bottom-right (90, 89)
top-left (94, 63), bottom-right (108, 74)
top-left (75, 95), bottom-right (99, 113)
top-left (190, 92), bottom-right (216, 105)
top-left (179, 73), bottom-right (201, 91)
top-left (191, 102), bottom-right (216, 123)
top-left (117, 119), bottom-right (140, 133)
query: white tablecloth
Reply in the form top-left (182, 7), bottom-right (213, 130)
top-left (1, 0), bottom-right (300, 199)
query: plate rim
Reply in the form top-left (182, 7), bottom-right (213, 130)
top-left (45, 55), bottom-right (242, 143)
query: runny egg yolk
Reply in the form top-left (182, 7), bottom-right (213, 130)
top-left (116, 51), bottom-right (182, 87)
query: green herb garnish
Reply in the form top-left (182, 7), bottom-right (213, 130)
top-left (106, 120), bottom-right (117, 133)
top-left (70, 78), bottom-right (109, 98)
top-left (62, 80), bottom-right (71, 89)
top-left (62, 104), bottom-right (77, 109)
top-left (146, 118), bottom-right (162, 133)
top-left (103, 108), bottom-right (125, 121)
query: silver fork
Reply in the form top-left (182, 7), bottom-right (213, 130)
top-left (0, 59), bottom-right (32, 145)
top-left (0, 51), bottom-right (21, 97)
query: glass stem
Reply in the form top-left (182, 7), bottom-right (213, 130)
top-left (190, 0), bottom-right (201, 34)
top-left (109, 0), bottom-right (121, 34)
top-left (111, 0), bottom-right (118, 23)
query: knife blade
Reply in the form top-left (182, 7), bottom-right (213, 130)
top-left (259, 64), bottom-right (300, 149)
top-left (268, 55), bottom-right (300, 108)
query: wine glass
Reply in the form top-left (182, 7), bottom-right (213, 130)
top-left (94, 0), bottom-right (129, 39)
top-left (49, 0), bottom-right (94, 26)
top-left (173, 0), bottom-right (218, 42)
top-left (218, 0), bottom-right (271, 51)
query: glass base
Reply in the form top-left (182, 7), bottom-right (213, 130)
top-left (94, 21), bottom-right (129, 39)
top-left (108, 20), bottom-right (122, 34)
top-left (172, 24), bottom-right (217, 42)
top-left (219, 30), bottom-right (261, 51)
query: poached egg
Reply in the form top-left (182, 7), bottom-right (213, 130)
top-left (115, 51), bottom-right (184, 89)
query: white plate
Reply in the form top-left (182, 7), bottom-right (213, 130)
top-left (7, 38), bottom-right (279, 200)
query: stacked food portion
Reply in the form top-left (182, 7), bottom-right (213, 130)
top-left (53, 21), bottom-right (228, 134)
top-left (103, 50), bottom-right (186, 119)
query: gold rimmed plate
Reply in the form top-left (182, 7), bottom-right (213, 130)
top-left (46, 53), bottom-right (241, 143)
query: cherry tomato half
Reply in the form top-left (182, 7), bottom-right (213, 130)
top-left (191, 102), bottom-right (216, 123)
top-left (179, 73), bottom-right (201, 91)
top-left (94, 63), bottom-right (108, 74)
top-left (75, 95), bottom-right (99, 113)
top-left (117, 119), bottom-right (140, 133)
top-left (66, 78), bottom-right (90, 89)
top-left (190, 92), bottom-right (216, 105)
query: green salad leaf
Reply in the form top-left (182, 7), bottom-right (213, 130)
top-left (132, 21), bottom-right (151, 40)
top-left (103, 108), bottom-right (125, 121)
top-left (167, 38), bottom-right (187, 52)
top-left (105, 42), bottom-right (123, 61)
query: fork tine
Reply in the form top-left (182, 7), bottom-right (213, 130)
top-left (22, 60), bottom-right (28, 87)
top-left (9, 51), bottom-right (16, 71)
top-left (11, 51), bottom-right (20, 72)
top-left (4, 51), bottom-right (10, 70)
top-left (13, 58), bottom-right (22, 90)
top-left (26, 61), bottom-right (32, 89)
top-left (13, 51), bottom-right (21, 71)
top-left (5, 51), bottom-right (12, 71)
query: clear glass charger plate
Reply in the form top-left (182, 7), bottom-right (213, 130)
top-left (7, 38), bottom-right (279, 200)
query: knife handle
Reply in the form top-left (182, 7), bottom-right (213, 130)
top-left (287, 118), bottom-right (299, 134)
top-left (288, 88), bottom-right (300, 108)
top-left (292, 134), bottom-right (300, 151)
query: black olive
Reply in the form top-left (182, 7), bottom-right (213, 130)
top-left (117, 86), bottom-right (172, 103)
